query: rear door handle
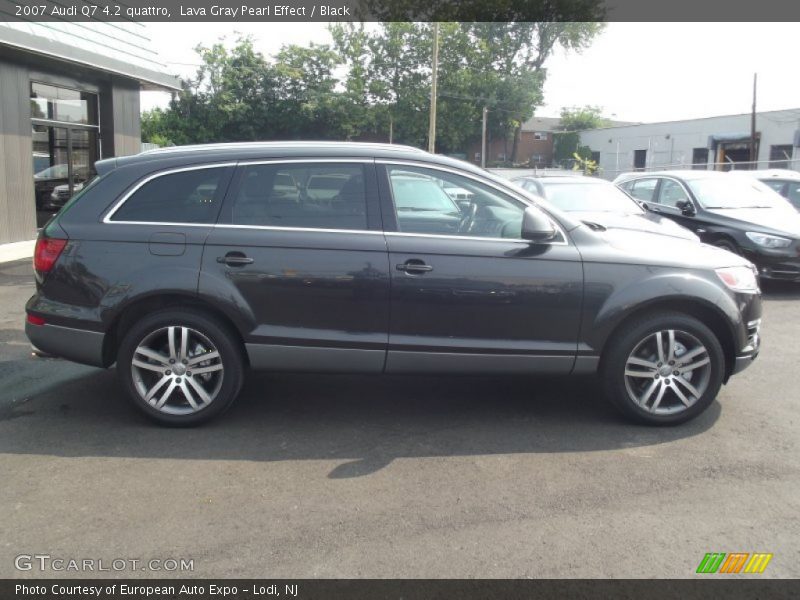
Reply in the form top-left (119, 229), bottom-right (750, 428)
top-left (396, 260), bottom-right (433, 274)
top-left (217, 253), bottom-right (254, 266)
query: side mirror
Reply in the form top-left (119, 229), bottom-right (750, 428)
top-left (521, 206), bottom-right (557, 242)
top-left (675, 200), bottom-right (696, 216)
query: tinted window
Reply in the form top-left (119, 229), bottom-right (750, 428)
top-left (388, 166), bottom-right (526, 239)
top-left (786, 182), bottom-right (800, 208)
top-left (112, 167), bottom-right (225, 223)
top-left (230, 163), bottom-right (367, 230)
top-left (628, 178), bottom-right (658, 202)
top-left (762, 180), bottom-right (787, 195)
top-left (657, 180), bottom-right (690, 208)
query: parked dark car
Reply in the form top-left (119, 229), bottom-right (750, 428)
top-left (512, 175), bottom-right (698, 241)
top-left (615, 170), bottom-right (800, 281)
top-left (34, 164), bottom-right (91, 210)
top-left (26, 143), bottom-right (761, 426)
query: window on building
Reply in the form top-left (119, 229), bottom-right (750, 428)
top-left (30, 82), bottom-right (98, 125)
top-left (692, 148), bottom-right (709, 170)
top-left (111, 167), bottom-right (227, 223)
top-left (769, 145), bottom-right (793, 168)
top-left (533, 132), bottom-right (548, 141)
top-left (591, 151), bottom-right (601, 164)
top-left (229, 163), bottom-right (367, 230)
top-left (633, 149), bottom-right (647, 171)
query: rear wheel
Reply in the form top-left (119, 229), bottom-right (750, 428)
top-left (601, 312), bottom-right (725, 425)
top-left (117, 309), bottom-right (244, 426)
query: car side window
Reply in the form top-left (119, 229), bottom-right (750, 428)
top-left (628, 178), bottom-right (658, 202)
top-left (111, 167), bottom-right (226, 223)
top-left (229, 163), bottom-right (367, 230)
top-left (762, 180), bottom-right (787, 195)
top-left (787, 182), bottom-right (800, 208)
top-left (658, 180), bottom-right (690, 208)
top-left (387, 166), bottom-right (526, 239)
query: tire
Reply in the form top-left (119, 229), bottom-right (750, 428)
top-left (117, 308), bottom-right (244, 426)
top-left (600, 311), bottom-right (725, 425)
top-left (713, 238), bottom-right (740, 255)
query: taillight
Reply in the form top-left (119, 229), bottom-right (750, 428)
top-left (27, 314), bottom-right (46, 326)
top-left (33, 237), bottom-right (67, 273)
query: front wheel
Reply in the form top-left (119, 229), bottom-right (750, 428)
top-left (601, 312), bottom-right (725, 425)
top-left (117, 309), bottom-right (244, 426)
top-left (713, 239), bottom-right (740, 255)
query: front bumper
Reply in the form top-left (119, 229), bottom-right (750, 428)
top-left (731, 317), bottom-right (761, 376)
top-left (745, 248), bottom-right (800, 281)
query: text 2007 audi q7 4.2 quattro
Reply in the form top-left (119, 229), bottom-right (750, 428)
top-left (26, 142), bottom-right (762, 426)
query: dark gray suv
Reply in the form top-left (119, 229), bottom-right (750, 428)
top-left (26, 142), bottom-right (762, 426)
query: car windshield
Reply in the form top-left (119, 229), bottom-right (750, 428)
top-left (686, 177), bottom-right (775, 209)
top-left (392, 178), bottom-right (460, 212)
top-left (542, 182), bottom-right (643, 214)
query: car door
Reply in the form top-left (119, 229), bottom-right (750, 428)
top-left (377, 162), bottom-right (584, 374)
top-left (199, 159), bottom-right (391, 372)
top-left (653, 178), bottom-right (710, 238)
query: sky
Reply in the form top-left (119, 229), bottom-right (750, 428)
top-left (141, 22), bottom-right (800, 124)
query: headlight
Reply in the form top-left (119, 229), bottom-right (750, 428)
top-left (716, 266), bottom-right (759, 293)
top-left (745, 231), bottom-right (791, 249)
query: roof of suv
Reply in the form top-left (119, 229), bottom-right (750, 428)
top-left (96, 141), bottom-right (440, 175)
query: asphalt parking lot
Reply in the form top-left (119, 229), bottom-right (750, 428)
top-left (1, 258), bottom-right (798, 579)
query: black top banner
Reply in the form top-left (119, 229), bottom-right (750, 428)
top-left (1, 0), bottom-right (800, 22)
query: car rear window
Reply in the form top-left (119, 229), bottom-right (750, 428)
top-left (110, 167), bottom-right (226, 223)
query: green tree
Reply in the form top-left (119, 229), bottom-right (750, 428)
top-left (141, 23), bottom-right (606, 158)
top-left (553, 105), bottom-right (609, 164)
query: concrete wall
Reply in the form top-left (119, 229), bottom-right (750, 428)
top-left (0, 58), bottom-right (37, 244)
top-left (100, 78), bottom-right (142, 158)
top-left (579, 109), bottom-right (800, 180)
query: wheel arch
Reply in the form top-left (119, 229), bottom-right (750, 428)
top-left (598, 297), bottom-right (737, 380)
top-left (101, 293), bottom-right (249, 367)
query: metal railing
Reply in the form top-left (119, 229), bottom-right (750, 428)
top-left (597, 158), bottom-right (800, 180)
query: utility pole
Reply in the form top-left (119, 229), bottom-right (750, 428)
top-left (427, 22), bottom-right (439, 153)
top-left (750, 73), bottom-right (758, 166)
top-left (389, 115), bottom-right (393, 144)
top-left (481, 106), bottom-right (488, 168)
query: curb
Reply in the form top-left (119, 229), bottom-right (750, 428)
top-left (0, 239), bottom-right (36, 264)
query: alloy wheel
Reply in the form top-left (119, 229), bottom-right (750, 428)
top-left (130, 326), bottom-right (224, 415)
top-left (623, 329), bottom-right (712, 415)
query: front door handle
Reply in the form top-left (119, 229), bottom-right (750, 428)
top-left (396, 260), bottom-right (433, 274)
top-left (217, 253), bottom-right (254, 266)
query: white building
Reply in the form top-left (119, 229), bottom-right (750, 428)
top-left (578, 108), bottom-right (800, 180)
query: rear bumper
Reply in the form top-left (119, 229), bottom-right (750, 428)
top-left (25, 321), bottom-right (106, 368)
